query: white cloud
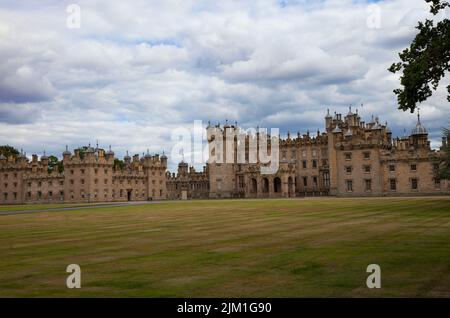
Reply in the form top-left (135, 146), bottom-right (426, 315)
top-left (0, 0), bottom-right (448, 171)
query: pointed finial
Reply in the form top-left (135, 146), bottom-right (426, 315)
top-left (66, 145), bottom-right (69, 151)
top-left (96, 140), bottom-right (99, 149)
top-left (109, 145), bottom-right (112, 151)
top-left (417, 107), bottom-right (421, 123)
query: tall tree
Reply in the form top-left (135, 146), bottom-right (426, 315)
top-left (435, 127), bottom-right (450, 180)
top-left (0, 145), bottom-right (20, 158)
top-left (389, 0), bottom-right (450, 113)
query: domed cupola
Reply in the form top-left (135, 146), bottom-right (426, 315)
top-left (106, 145), bottom-right (114, 156)
top-left (63, 145), bottom-right (71, 156)
top-left (124, 150), bottom-right (131, 161)
top-left (411, 109), bottom-right (427, 135)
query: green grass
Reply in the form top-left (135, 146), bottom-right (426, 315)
top-left (0, 197), bottom-right (450, 297)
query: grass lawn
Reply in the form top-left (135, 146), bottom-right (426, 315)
top-left (0, 197), bottom-right (449, 297)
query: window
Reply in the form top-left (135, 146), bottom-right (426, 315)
top-left (346, 166), bottom-right (352, 174)
top-left (389, 165), bottom-right (395, 172)
top-left (390, 179), bottom-right (396, 191)
top-left (434, 178), bottom-right (441, 189)
top-left (28, 182), bottom-right (32, 187)
top-left (13, 192), bottom-right (17, 200)
top-left (302, 150), bottom-right (307, 158)
top-left (303, 177), bottom-right (308, 187)
top-left (95, 169), bottom-right (98, 174)
top-left (410, 164), bottom-right (417, 171)
top-left (312, 160), bottom-right (317, 168)
top-left (81, 169), bottom-right (85, 174)
top-left (81, 179), bottom-right (85, 185)
top-left (104, 169), bottom-right (108, 174)
top-left (365, 179), bottom-right (372, 191)
top-left (27, 192), bottom-right (31, 198)
top-left (3, 183), bottom-right (7, 188)
top-left (70, 170), bottom-right (74, 175)
top-left (346, 180), bottom-right (353, 192)
top-left (238, 176), bottom-right (245, 189)
top-left (302, 160), bottom-right (307, 169)
top-left (345, 153), bottom-right (352, 160)
top-left (70, 179), bottom-right (74, 185)
top-left (104, 179), bottom-right (108, 185)
top-left (313, 176), bottom-right (318, 188)
top-left (312, 149), bottom-right (317, 157)
top-left (323, 172), bottom-right (330, 188)
top-left (291, 150), bottom-right (296, 159)
top-left (38, 181), bottom-right (42, 187)
top-left (363, 152), bottom-right (370, 159)
top-left (37, 191), bottom-right (42, 199)
top-left (364, 165), bottom-right (371, 173)
top-left (49, 181), bottom-right (52, 186)
top-left (411, 178), bottom-right (418, 190)
top-left (49, 191), bottom-right (53, 197)
top-left (3, 193), bottom-right (7, 200)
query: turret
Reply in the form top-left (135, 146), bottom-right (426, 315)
top-left (63, 145), bottom-right (71, 161)
top-left (124, 150), bottom-right (131, 164)
top-left (41, 150), bottom-right (49, 166)
top-left (325, 108), bottom-right (332, 128)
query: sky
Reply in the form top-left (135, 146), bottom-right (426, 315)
top-left (0, 0), bottom-right (449, 171)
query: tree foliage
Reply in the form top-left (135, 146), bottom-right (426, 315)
top-left (114, 158), bottom-right (125, 171)
top-left (47, 155), bottom-right (64, 173)
top-left (389, 0), bottom-right (450, 113)
top-left (435, 127), bottom-right (450, 180)
top-left (0, 145), bottom-right (20, 158)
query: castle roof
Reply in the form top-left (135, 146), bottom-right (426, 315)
top-left (411, 111), bottom-right (427, 135)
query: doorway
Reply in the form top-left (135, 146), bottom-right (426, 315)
top-left (127, 190), bottom-right (132, 201)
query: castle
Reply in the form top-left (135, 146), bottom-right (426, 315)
top-left (0, 109), bottom-right (449, 204)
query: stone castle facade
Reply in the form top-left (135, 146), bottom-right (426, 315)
top-left (206, 109), bottom-right (449, 198)
top-left (0, 109), bottom-right (449, 204)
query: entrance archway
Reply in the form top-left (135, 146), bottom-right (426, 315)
top-left (274, 177), bottom-right (281, 194)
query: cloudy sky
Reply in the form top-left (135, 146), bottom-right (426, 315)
top-left (0, 0), bottom-right (448, 170)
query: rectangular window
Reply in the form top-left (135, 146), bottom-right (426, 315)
top-left (313, 176), bottom-right (318, 188)
top-left (346, 180), bottom-right (353, 192)
top-left (323, 172), bottom-right (330, 188)
top-left (346, 166), bottom-right (352, 174)
top-left (302, 160), bottom-right (307, 169)
top-left (410, 164), bottom-right (417, 171)
top-left (303, 177), bottom-right (307, 187)
top-left (365, 179), bottom-right (372, 191)
top-left (364, 165), bottom-right (371, 173)
top-left (345, 153), bottom-right (352, 160)
top-left (411, 178), bottom-right (418, 190)
top-left (390, 179), bottom-right (396, 191)
top-left (389, 165), bottom-right (395, 172)
top-left (363, 152), bottom-right (370, 159)
top-left (312, 160), bottom-right (317, 168)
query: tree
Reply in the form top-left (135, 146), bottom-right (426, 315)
top-left (47, 155), bottom-right (64, 173)
top-left (0, 145), bottom-right (20, 158)
top-left (435, 127), bottom-right (450, 180)
top-left (114, 158), bottom-right (125, 171)
top-left (389, 0), bottom-right (450, 113)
